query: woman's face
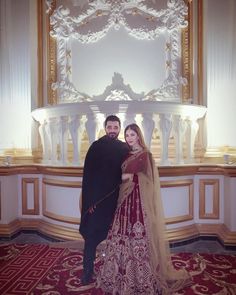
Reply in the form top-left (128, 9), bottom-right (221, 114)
top-left (125, 128), bottom-right (139, 147)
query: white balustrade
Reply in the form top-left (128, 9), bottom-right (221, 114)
top-left (31, 101), bottom-right (207, 166)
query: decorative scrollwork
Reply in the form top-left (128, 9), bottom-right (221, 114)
top-left (45, 0), bottom-right (54, 14)
top-left (46, 0), bottom-right (188, 103)
top-left (49, 0), bottom-right (187, 42)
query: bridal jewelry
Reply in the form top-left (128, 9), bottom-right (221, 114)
top-left (132, 145), bottom-right (142, 152)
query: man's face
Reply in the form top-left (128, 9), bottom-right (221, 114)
top-left (105, 120), bottom-right (121, 139)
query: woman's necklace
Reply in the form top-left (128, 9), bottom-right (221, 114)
top-left (131, 145), bottom-right (142, 153)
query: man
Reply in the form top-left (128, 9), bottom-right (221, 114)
top-left (79, 115), bottom-right (129, 285)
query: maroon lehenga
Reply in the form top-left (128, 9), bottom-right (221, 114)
top-left (96, 151), bottom-right (191, 295)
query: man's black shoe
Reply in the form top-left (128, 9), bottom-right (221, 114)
top-left (81, 269), bottom-right (93, 285)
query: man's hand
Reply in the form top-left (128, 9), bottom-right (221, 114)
top-left (88, 205), bottom-right (96, 214)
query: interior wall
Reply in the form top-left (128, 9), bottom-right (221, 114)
top-left (1, 0), bottom-right (236, 160)
top-left (204, 0), bottom-right (236, 149)
top-left (0, 0), bottom-right (34, 153)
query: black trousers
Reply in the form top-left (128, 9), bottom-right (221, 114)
top-left (83, 231), bottom-right (107, 273)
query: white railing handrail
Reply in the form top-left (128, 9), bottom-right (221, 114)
top-left (32, 101), bottom-right (206, 121)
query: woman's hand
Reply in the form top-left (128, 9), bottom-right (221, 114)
top-left (122, 173), bottom-right (133, 182)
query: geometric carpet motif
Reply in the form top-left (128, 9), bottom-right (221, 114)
top-left (0, 244), bottom-right (236, 294)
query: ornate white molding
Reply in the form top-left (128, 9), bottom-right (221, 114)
top-left (49, 0), bottom-right (188, 41)
top-left (46, 0), bottom-right (188, 103)
top-left (45, 0), bottom-right (54, 14)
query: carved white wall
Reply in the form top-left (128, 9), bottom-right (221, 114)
top-left (46, 0), bottom-right (188, 103)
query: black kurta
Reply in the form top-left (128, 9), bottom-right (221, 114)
top-left (79, 135), bottom-right (129, 241)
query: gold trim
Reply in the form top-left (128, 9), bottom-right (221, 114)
top-left (46, 0), bottom-right (57, 104)
top-left (37, 0), bottom-right (44, 107)
top-left (22, 178), bottom-right (40, 215)
top-left (1, 219), bottom-right (236, 246)
top-left (43, 178), bottom-right (82, 188)
top-left (1, 164), bottom-right (236, 177)
top-left (199, 179), bottom-right (219, 219)
top-left (161, 179), bottom-right (193, 187)
top-left (182, 0), bottom-right (203, 105)
top-left (161, 179), bottom-right (193, 224)
top-left (38, 166), bottom-right (84, 176)
top-left (42, 178), bottom-right (81, 224)
top-left (217, 224), bottom-right (236, 245)
top-left (159, 166), bottom-right (198, 177)
top-left (197, 223), bottom-right (236, 246)
top-left (0, 165), bottom-right (84, 177)
top-left (197, 0), bottom-right (203, 105)
top-left (33, 219), bottom-right (81, 240)
top-left (46, 1), bottom-right (195, 104)
top-left (167, 224), bottom-right (198, 242)
top-left (182, 0), bottom-right (193, 102)
top-left (167, 223), bottom-right (236, 246)
top-left (0, 219), bottom-right (20, 236)
top-left (0, 219), bottom-right (81, 240)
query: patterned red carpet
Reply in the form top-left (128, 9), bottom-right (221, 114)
top-left (0, 243), bottom-right (236, 294)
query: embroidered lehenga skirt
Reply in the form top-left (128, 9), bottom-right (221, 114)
top-left (96, 175), bottom-right (162, 295)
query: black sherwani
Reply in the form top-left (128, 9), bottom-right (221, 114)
top-left (79, 135), bottom-right (129, 242)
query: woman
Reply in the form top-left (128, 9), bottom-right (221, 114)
top-left (96, 123), bottom-right (191, 294)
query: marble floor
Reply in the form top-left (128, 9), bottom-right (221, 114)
top-left (0, 232), bottom-right (236, 255)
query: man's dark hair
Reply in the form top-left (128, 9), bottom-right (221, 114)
top-left (104, 115), bottom-right (121, 127)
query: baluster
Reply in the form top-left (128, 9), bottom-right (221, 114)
top-left (141, 114), bottom-right (155, 149)
top-left (157, 114), bottom-right (172, 165)
top-left (38, 120), bottom-right (50, 163)
top-left (173, 115), bottom-right (187, 164)
top-left (44, 120), bottom-right (52, 163)
top-left (185, 118), bottom-right (199, 163)
top-left (123, 113), bottom-right (136, 128)
top-left (47, 117), bottom-right (59, 164)
top-left (85, 113), bottom-right (99, 144)
top-left (58, 116), bottom-right (69, 165)
top-left (69, 115), bottom-right (86, 165)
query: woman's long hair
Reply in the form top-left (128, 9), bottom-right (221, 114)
top-left (124, 123), bottom-right (149, 151)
